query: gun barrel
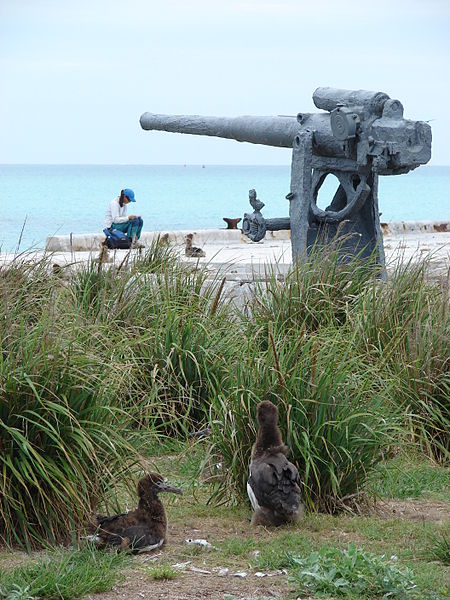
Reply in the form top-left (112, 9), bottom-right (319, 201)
top-left (140, 92), bottom-right (432, 172)
top-left (140, 113), bottom-right (300, 148)
top-left (313, 87), bottom-right (390, 115)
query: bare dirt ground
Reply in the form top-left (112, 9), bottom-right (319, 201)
top-left (88, 518), bottom-right (296, 600)
top-left (375, 498), bottom-right (450, 523)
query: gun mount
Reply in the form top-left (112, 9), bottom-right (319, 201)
top-left (140, 88), bottom-right (432, 268)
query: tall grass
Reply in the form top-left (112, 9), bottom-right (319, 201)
top-left (124, 268), bottom-right (237, 432)
top-left (1, 241), bottom-right (447, 548)
top-left (353, 260), bottom-right (449, 463)
top-left (0, 259), bottom-right (143, 548)
top-left (207, 247), bottom-right (448, 509)
top-left (208, 328), bottom-right (398, 511)
top-left (0, 309), bottom-right (141, 547)
top-left (0, 250), bottom-right (235, 546)
top-left (249, 243), bottom-right (379, 339)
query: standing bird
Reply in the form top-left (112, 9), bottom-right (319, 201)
top-left (185, 233), bottom-right (206, 258)
top-left (247, 401), bottom-right (304, 526)
top-left (87, 473), bottom-right (182, 553)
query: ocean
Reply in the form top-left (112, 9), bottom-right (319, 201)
top-left (1, 164), bottom-right (449, 252)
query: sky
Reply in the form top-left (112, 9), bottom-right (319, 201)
top-left (1, 0), bottom-right (449, 165)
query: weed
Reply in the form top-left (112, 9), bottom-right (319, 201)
top-left (145, 561), bottom-right (179, 581)
top-left (425, 534), bottom-right (450, 565)
top-left (217, 537), bottom-right (257, 557)
top-left (289, 543), bottom-right (417, 598)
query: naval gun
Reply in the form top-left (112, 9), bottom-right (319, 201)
top-left (140, 88), bottom-right (432, 267)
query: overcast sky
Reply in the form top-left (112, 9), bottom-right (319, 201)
top-left (1, 0), bottom-right (449, 165)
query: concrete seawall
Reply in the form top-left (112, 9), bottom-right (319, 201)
top-left (45, 221), bottom-right (450, 252)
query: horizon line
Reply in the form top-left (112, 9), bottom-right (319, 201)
top-left (1, 163), bottom-right (449, 168)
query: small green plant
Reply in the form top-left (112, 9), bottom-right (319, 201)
top-left (289, 543), bottom-right (417, 598)
top-left (0, 546), bottom-right (130, 600)
top-left (252, 532), bottom-right (315, 570)
top-left (145, 561), bottom-right (179, 581)
top-left (0, 584), bottom-right (35, 600)
top-left (425, 534), bottom-right (450, 565)
top-left (218, 537), bottom-right (257, 557)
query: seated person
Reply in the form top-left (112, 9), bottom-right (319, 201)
top-left (105, 188), bottom-right (143, 247)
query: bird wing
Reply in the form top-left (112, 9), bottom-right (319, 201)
top-left (249, 453), bottom-right (301, 516)
top-left (95, 513), bottom-right (129, 526)
top-left (91, 512), bottom-right (135, 549)
top-left (91, 512), bottom-right (165, 552)
top-left (116, 525), bottom-right (165, 552)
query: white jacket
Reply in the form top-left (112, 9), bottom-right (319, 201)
top-left (105, 196), bottom-right (129, 228)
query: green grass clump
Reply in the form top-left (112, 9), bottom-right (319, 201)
top-left (120, 268), bottom-right (237, 433)
top-left (0, 293), bottom-right (142, 548)
top-left (208, 326), bottom-right (399, 511)
top-left (145, 561), bottom-right (179, 580)
top-left (131, 235), bottom-right (179, 274)
top-left (0, 546), bottom-right (130, 600)
top-left (249, 242), bottom-right (380, 337)
top-left (425, 534), bottom-right (450, 566)
top-left (208, 247), bottom-right (449, 510)
top-left (354, 261), bottom-right (449, 464)
top-left (217, 537), bottom-right (257, 557)
top-left (0, 253), bottom-right (237, 547)
top-left (289, 543), bottom-right (417, 598)
top-left (0, 260), bottom-right (144, 548)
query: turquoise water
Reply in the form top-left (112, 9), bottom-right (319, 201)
top-left (1, 164), bottom-right (449, 252)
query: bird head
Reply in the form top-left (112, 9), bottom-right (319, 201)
top-left (138, 473), bottom-right (183, 498)
top-left (256, 400), bottom-right (279, 427)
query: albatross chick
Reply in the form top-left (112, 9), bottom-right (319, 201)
top-left (185, 233), bottom-right (206, 258)
top-left (247, 400), bottom-right (304, 526)
top-left (87, 472), bottom-right (182, 553)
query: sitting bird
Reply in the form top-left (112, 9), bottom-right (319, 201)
top-left (158, 232), bottom-right (170, 246)
top-left (247, 400), bottom-right (304, 526)
top-left (87, 472), bottom-right (182, 553)
top-left (185, 233), bottom-right (206, 258)
top-left (248, 188), bottom-right (265, 212)
top-left (93, 241), bottom-right (113, 264)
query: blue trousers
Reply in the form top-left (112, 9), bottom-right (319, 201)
top-left (112, 217), bottom-right (143, 240)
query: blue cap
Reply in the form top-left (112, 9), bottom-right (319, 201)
top-left (123, 188), bottom-right (136, 202)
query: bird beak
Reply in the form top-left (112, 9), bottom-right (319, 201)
top-left (157, 481), bottom-right (183, 495)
